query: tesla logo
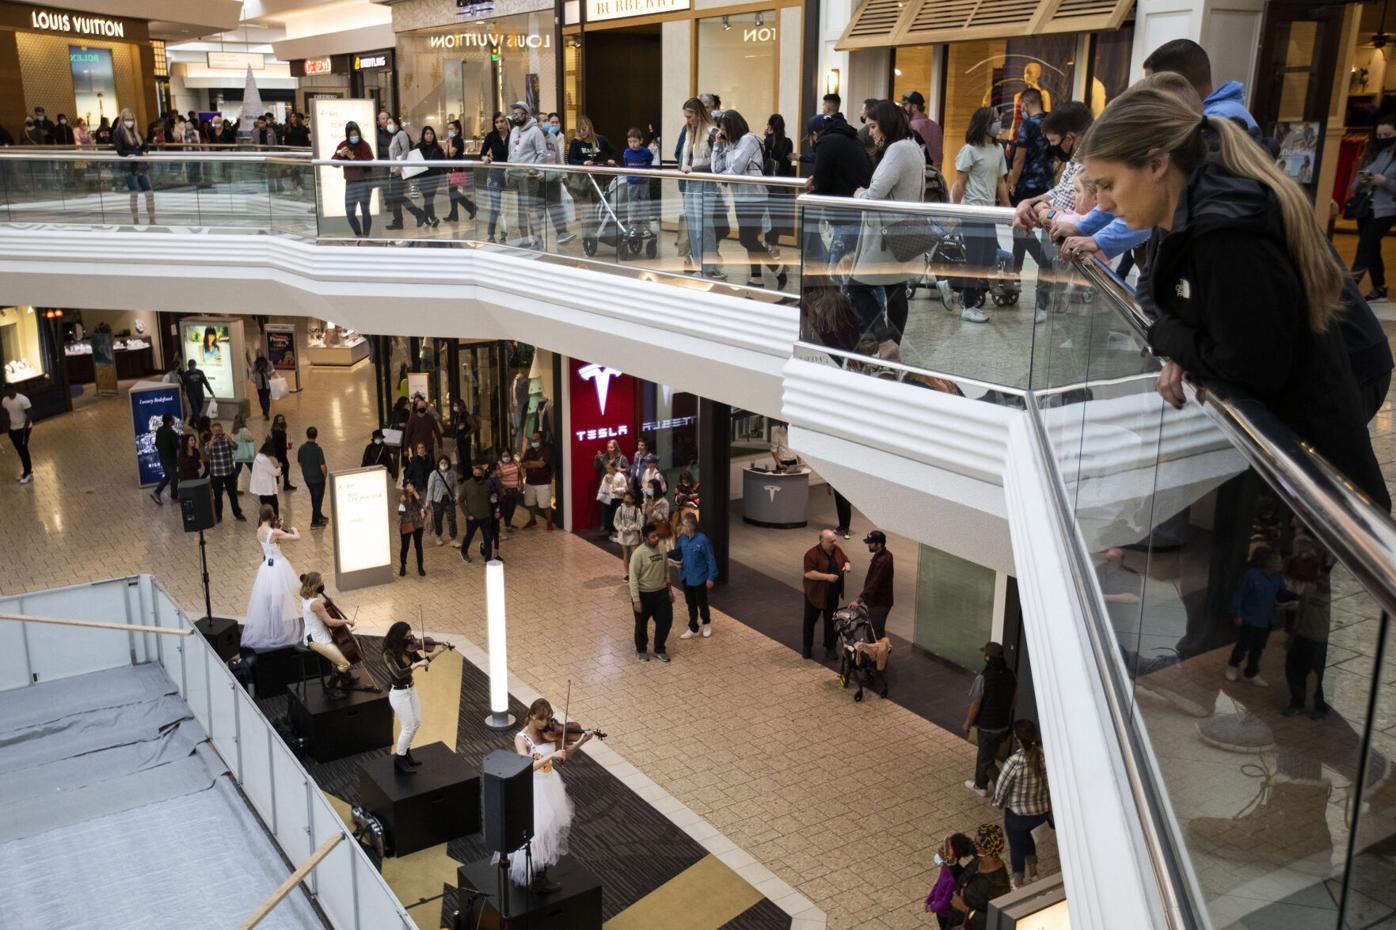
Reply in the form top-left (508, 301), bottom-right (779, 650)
top-left (764, 485), bottom-right (781, 502)
top-left (578, 363), bottom-right (623, 414)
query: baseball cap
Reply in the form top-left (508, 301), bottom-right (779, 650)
top-left (510, 101), bottom-right (531, 115)
top-left (982, 641), bottom-right (1005, 658)
top-left (805, 114), bottom-right (830, 136)
top-left (900, 90), bottom-right (925, 109)
top-left (863, 530), bottom-right (886, 545)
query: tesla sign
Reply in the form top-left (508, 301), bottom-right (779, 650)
top-left (568, 358), bottom-right (637, 531)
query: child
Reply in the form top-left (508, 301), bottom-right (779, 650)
top-left (1226, 545), bottom-right (1297, 685)
top-left (622, 127), bottom-right (655, 234)
top-left (924, 833), bottom-right (976, 928)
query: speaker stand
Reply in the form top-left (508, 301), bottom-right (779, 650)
top-left (192, 528), bottom-right (240, 661)
top-left (198, 528), bottom-right (212, 624)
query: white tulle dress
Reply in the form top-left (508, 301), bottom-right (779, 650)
top-left (240, 528), bottom-right (303, 651)
top-left (509, 730), bottom-right (575, 887)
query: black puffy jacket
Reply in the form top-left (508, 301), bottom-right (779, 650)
top-left (810, 117), bottom-right (872, 198)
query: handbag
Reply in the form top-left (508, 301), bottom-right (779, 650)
top-left (234, 434), bottom-right (256, 463)
top-left (449, 168), bottom-right (468, 187)
top-left (205, 398), bottom-right (219, 418)
top-left (881, 215), bottom-right (940, 262)
top-left (1343, 188), bottom-right (1373, 221)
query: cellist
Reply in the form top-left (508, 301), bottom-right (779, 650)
top-left (298, 572), bottom-right (362, 694)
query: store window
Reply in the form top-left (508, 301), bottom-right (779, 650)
top-left (398, 14), bottom-right (556, 146)
top-left (696, 11), bottom-right (778, 126)
top-left (638, 383), bottom-right (699, 491)
top-left (1087, 24), bottom-right (1134, 116)
top-left (892, 45), bottom-right (937, 112)
top-left (1, 307), bottom-right (45, 384)
top-left (941, 36), bottom-right (1078, 147)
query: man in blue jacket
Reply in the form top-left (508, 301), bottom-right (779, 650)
top-left (668, 512), bottom-right (718, 639)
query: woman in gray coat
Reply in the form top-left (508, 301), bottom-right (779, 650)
top-left (385, 114), bottom-right (427, 230)
top-left (1350, 115), bottom-right (1396, 301)
top-left (713, 110), bottom-right (787, 290)
top-left (849, 101), bottom-right (926, 346)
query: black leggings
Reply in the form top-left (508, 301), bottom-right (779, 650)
top-left (400, 528), bottom-right (424, 571)
top-left (848, 283), bottom-right (909, 344)
top-left (344, 180), bottom-right (372, 237)
top-left (446, 185), bottom-right (476, 219)
top-left (735, 202), bottom-right (774, 279)
top-left (1353, 214), bottom-right (1396, 289)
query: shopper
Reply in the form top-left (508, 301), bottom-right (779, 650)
top-left (403, 441), bottom-right (433, 496)
top-left (398, 479), bottom-right (427, 576)
top-left (520, 431), bottom-right (554, 530)
top-left (149, 414), bottom-right (179, 503)
top-left (668, 513), bottom-right (718, 639)
top-left (180, 359), bottom-right (213, 419)
top-left (628, 522), bottom-right (675, 662)
top-left (250, 350), bottom-right (273, 419)
top-left (443, 119), bottom-right (478, 223)
top-left (297, 426), bottom-right (328, 527)
top-left (1225, 546), bottom-right (1296, 685)
top-left (1081, 79), bottom-right (1392, 510)
top-left (1284, 562), bottom-right (1333, 718)
top-left (427, 453), bottom-right (459, 546)
top-left (850, 530), bottom-right (894, 638)
top-left (413, 125), bottom-right (447, 228)
top-left (112, 107), bottom-right (155, 224)
top-left (402, 398), bottom-right (442, 460)
top-left (1, 384), bottom-right (33, 484)
top-left (801, 529), bottom-right (852, 661)
top-left (952, 824), bottom-right (1012, 930)
top-left (763, 114), bottom-right (796, 254)
top-left (713, 110), bottom-right (785, 289)
top-left (950, 107), bottom-right (1010, 322)
top-left (848, 100), bottom-right (926, 344)
top-left (495, 448), bottom-right (524, 532)
top-left (901, 91), bottom-right (944, 168)
top-left (249, 437), bottom-right (282, 517)
top-left (806, 112), bottom-right (872, 273)
top-left (268, 413), bottom-right (296, 491)
top-left (361, 428), bottom-right (398, 481)
top-left (460, 462), bottom-right (496, 563)
top-left (923, 834), bottom-right (976, 929)
top-left (612, 490), bottom-right (644, 580)
top-left (679, 98), bottom-right (721, 277)
top-left (175, 434), bottom-right (203, 482)
top-left (992, 719), bottom-right (1051, 888)
top-left (963, 642), bottom-right (1017, 797)
top-left (331, 121), bottom-right (375, 237)
top-left (480, 113), bottom-right (510, 242)
top-left (1349, 116), bottom-right (1396, 301)
top-left (384, 115), bottom-right (426, 230)
top-left (506, 101), bottom-right (551, 248)
top-left (204, 421), bottom-right (245, 522)
top-left (1006, 88), bottom-right (1058, 289)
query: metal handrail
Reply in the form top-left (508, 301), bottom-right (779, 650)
top-left (797, 192), bottom-right (1016, 220)
top-left (1073, 257), bottom-right (1396, 619)
top-left (0, 150), bottom-right (312, 162)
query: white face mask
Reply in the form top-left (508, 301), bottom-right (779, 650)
top-left (373, 438), bottom-right (383, 445)
top-left (989, 120), bottom-right (1002, 135)
top-left (124, 120), bottom-right (135, 129)
top-left (530, 441), bottom-right (539, 449)
top-left (501, 455), bottom-right (511, 463)
top-left (387, 123), bottom-right (397, 134)
top-left (448, 130), bottom-right (458, 138)
top-left (643, 488), bottom-right (654, 497)
top-left (439, 464), bottom-right (449, 472)
top-left (934, 852), bottom-right (944, 867)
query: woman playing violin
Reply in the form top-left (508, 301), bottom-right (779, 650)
top-left (382, 621), bottom-right (451, 774)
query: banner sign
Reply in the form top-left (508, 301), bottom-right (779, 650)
top-left (129, 381), bottom-right (184, 486)
top-left (567, 358), bottom-right (637, 531)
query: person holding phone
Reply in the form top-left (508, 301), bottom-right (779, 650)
top-left (331, 121), bottom-right (375, 237)
top-left (1350, 116), bottom-right (1396, 301)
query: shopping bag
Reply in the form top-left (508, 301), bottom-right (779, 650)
top-left (400, 148), bottom-right (428, 179)
top-left (206, 398), bottom-right (219, 418)
top-left (449, 169), bottom-right (468, 187)
top-left (560, 185), bottom-right (576, 225)
top-left (381, 427), bottom-right (403, 448)
top-left (269, 375), bottom-right (289, 401)
top-left (1030, 819), bottom-right (1055, 848)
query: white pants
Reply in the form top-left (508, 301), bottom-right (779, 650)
top-left (389, 686), bottom-right (421, 755)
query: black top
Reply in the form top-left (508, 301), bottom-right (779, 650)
top-left (416, 140), bottom-right (446, 176)
top-left (155, 424), bottom-right (179, 460)
top-left (1147, 162), bottom-right (1391, 510)
top-left (283, 124), bottom-right (310, 147)
top-left (974, 664), bottom-right (1016, 731)
top-left (764, 133), bottom-right (795, 177)
top-left (961, 860), bottom-right (1011, 930)
top-left (810, 117), bottom-right (871, 198)
top-left (180, 368), bottom-right (211, 399)
top-left (567, 135), bottom-right (615, 165)
top-left (481, 129), bottom-right (508, 163)
top-left (270, 425), bottom-right (288, 458)
top-left (362, 441), bottom-right (399, 479)
top-left (376, 125), bottom-right (393, 159)
top-left (383, 648), bottom-right (422, 688)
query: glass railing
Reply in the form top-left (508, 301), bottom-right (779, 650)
top-left (1027, 257), bottom-right (1396, 930)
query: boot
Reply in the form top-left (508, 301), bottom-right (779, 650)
top-left (404, 748), bottom-right (423, 768)
top-left (129, 192), bottom-right (140, 224)
top-left (144, 192), bottom-right (156, 225)
top-left (531, 865), bottom-right (562, 894)
top-left (393, 752), bottom-right (417, 775)
top-left (1188, 779), bottom-right (1332, 868)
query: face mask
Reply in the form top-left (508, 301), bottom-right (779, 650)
top-left (1377, 137), bottom-right (1395, 148)
top-left (643, 488), bottom-right (654, 497)
top-left (989, 121), bottom-right (1002, 135)
top-left (439, 464), bottom-right (449, 472)
top-left (387, 123), bottom-right (397, 133)
top-left (501, 455), bottom-right (511, 463)
top-left (448, 130), bottom-right (458, 139)
top-left (530, 441), bottom-right (539, 449)
top-left (374, 438), bottom-right (383, 445)
top-left (933, 853), bottom-right (944, 867)
top-left (124, 120), bottom-right (135, 129)
top-left (473, 472), bottom-right (485, 480)
top-left (349, 134), bottom-right (361, 144)
top-left (59, 119), bottom-right (66, 126)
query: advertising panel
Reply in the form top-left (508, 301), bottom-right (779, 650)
top-left (567, 358), bottom-right (637, 531)
top-left (69, 46), bottom-right (117, 127)
top-left (406, 371), bottom-right (430, 402)
top-left (129, 381), bottom-right (184, 486)
top-left (331, 466), bottom-right (394, 590)
top-left (313, 97), bottom-right (380, 221)
top-left (180, 321), bottom-right (236, 398)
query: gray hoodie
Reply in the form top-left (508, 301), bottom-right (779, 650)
top-left (507, 118), bottom-right (549, 166)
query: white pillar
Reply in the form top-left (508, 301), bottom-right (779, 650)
top-left (1129, 0), bottom-right (1267, 102)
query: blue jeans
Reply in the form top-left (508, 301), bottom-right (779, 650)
top-left (344, 180), bottom-right (372, 237)
top-left (1003, 808), bottom-right (1050, 881)
top-left (124, 170), bottom-right (152, 192)
top-left (683, 181), bottom-right (717, 272)
top-left (487, 172), bottom-right (504, 237)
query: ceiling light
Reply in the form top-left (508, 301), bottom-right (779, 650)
top-left (722, 15), bottom-right (731, 29)
top-left (754, 12), bottom-right (763, 26)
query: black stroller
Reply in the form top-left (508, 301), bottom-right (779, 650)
top-left (832, 604), bottom-right (889, 703)
top-left (581, 173), bottom-right (658, 259)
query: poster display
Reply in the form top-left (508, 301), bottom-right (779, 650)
top-left (129, 380), bottom-right (184, 486)
top-left (1275, 122), bottom-right (1320, 186)
top-left (330, 466), bottom-right (394, 590)
top-left (264, 323), bottom-right (300, 391)
top-left (69, 46), bottom-right (117, 128)
top-left (180, 320), bottom-right (238, 399)
top-left (312, 97), bottom-right (380, 222)
top-left (406, 371), bottom-right (430, 401)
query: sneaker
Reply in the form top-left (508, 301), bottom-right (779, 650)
top-left (1224, 665), bottom-right (1239, 682)
top-left (656, 652), bottom-right (670, 663)
top-left (637, 651), bottom-right (649, 662)
top-left (19, 473), bottom-right (33, 484)
top-left (702, 625), bottom-right (712, 638)
top-left (557, 232), bottom-right (577, 245)
top-left (964, 780), bottom-right (988, 798)
top-left (842, 529), bottom-right (851, 540)
top-left (1034, 307), bottom-right (1048, 324)
top-left (435, 535), bottom-right (447, 547)
top-left (150, 492), bottom-right (162, 505)
top-left (1246, 675), bottom-right (1268, 687)
top-left (680, 630), bottom-right (697, 639)
top-left (450, 540), bottom-right (462, 548)
top-left (961, 307), bottom-right (989, 323)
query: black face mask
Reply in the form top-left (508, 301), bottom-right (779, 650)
top-left (1376, 136), bottom-right (1395, 149)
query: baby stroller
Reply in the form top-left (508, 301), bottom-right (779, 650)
top-left (832, 603), bottom-right (889, 703)
top-left (906, 232), bottom-right (1020, 309)
top-left (581, 173), bottom-right (658, 259)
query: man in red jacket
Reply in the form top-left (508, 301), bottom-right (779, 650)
top-left (802, 529), bottom-right (852, 661)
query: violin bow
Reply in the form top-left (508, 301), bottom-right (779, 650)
top-left (418, 606), bottom-right (431, 671)
top-left (562, 679), bottom-right (572, 749)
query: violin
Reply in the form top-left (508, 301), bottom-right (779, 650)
top-left (321, 592), bottom-right (363, 665)
top-left (405, 633), bottom-right (455, 670)
top-left (544, 716), bottom-right (606, 743)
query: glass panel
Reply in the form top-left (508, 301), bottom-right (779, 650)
top-left (914, 543), bottom-right (996, 668)
top-left (943, 37), bottom-right (1080, 146)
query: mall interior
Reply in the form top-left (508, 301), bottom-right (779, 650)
top-left (2, 0), bottom-right (1396, 929)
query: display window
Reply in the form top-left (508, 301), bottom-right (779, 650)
top-left (696, 10), bottom-right (778, 126)
top-left (935, 36), bottom-right (1079, 146)
top-left (1, 307), bottom-right (45, 384)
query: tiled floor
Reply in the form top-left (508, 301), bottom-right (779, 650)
top-left (0, 352), bottom-right (1035, 930)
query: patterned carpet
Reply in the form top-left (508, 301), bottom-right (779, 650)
top-left (257, 635), bottom-right (790, 929)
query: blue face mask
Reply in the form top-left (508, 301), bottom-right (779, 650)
top-left (933, 852), bottom-right (944, 867)
top-left (349, 134), bottom-right (360, 144)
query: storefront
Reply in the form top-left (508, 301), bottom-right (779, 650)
top-left (564, 0), bottom-right (802, 164)
top-left (60, 308), bottom-right (160, 385)
top-left (289, 55), bottom-right (352, 114)
top-left (349, 49), bottom-right (397, 117)
top-left (2, 305), bottom-right (69, 421)
top-left (392, 0), bottom-right (556, 147)
top-left (0, 2), bottom-right (157, 139)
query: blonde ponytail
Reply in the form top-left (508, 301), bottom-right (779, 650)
top-left (1080, 78), bottom-right (1342, 333)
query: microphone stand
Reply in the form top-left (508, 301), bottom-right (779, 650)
top-left (198, 527), bottom-right (213, 624)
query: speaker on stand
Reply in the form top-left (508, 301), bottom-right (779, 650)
top-left (482, 749), bottom-right (534, 922)
top-left (178, 478), bottom-right (240, 661)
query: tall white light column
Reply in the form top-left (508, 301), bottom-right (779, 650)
top-left (484, 559), bottom-right (515, 730)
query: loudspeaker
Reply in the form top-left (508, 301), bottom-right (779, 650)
top-left (196, 616), bottom-right (241, 662)
top-left (481, 749), bottom-right (532, 856)
top-left (178, 478), bottom-right (215, 532)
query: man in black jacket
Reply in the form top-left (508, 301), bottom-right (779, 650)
top-left (150, 414), bottom-right (180, 504)
top-left (180, 360), bottom-right (213, 419)
top-left (804, 113), bottom-right (872, 275)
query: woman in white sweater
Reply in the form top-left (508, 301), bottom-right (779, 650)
top-left (849, 101), bottom-right (926, 349)
top-left (679, 98), bottom-right (721, 278)
top-left (248, 438), bottom-right (283, 518)
top-left (713, 110), bottom-right (787, 290)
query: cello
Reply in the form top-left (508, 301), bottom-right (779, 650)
top-left (321, 592), bottom-right (363, 665)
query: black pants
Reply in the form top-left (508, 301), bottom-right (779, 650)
top-left (1013, 227), bottom-right (1056, 311)
top-left (259, 493), bottom-right (279, 517)
top-left (8, 426), bottom-right (32, 477)
top-left (1010, 189), bottom-right (1049, 272)
top-left (154, 455), bottom-right (179, 498)
top-left (1354, 214), bottom-right (1396, 289)
top-left (257, 388), bottom-right (271, 418)
top-left (1285, 635), bottom-right (1328, 710)
top-left (974, 726), bottom-right (1011, 789)
top-left (765, 185), bottom-right (794, 248)
top-left (400, 528), bottom-right (424, 570)
top-left (848, 283), bottom-right (909, 344)
top-left (345, 180), bottom-right (373, 237)
top-left (419, 182), bottom-right (439, 222)
top-left (634, 588), bottom-right (673, 655)
top-left (464, 516), bottom-right (494, 560)
top-left (386, 176), bottom-right (425, 226)
top-left (802, 600), bottom-right (837, 657)
top-left (603, 499), bottom-right (622, 537)
top-left (960, 221), bottom-right (1001, 307)
top-left (307, 481), bottom-right (326, 523)
top-left (735, 202), bottom-right (774, 279)
top-left (1228, 625), bottom-right (1271, 678)
top-left (210, 472), bottom-right (242, 521)
top-left (445, 185), bottom-right (476, 220)
top-left (433, 500), bottom-right (457, 539)
top-left (277, 452), bottom-right (294, 488)
top-left (833, 489), bottom-right (852, 533)
top-left (683, 583), bottom-right (711, 631)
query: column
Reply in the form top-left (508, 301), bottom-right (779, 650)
top-left (697, 398), bottom-right (731, 582)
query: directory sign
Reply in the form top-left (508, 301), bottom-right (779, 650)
top-left (330, 466), bottom-right (394, 590)
top-left (129, 380), bottom-right (183, 486)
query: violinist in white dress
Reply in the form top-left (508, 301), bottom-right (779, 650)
top-left (240, 505), bottom-right (302, 650)
top-left (510, 698), bottom-right (594, 892)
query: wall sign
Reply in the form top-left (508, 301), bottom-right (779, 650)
top-left (207, 51), bottom-right (265, 70)
top-left (129, 381), bottom-right (185, 487)
top-left (585, 0), bottom-right (689, 22)
top-left (303, 56), bottom-right (334, 75)
top-left (29, 9), bottom-right (125, 37)
top-left (568, 358), bottom-right (638, 531)
top-left (427, 31), bottom-right (551, 50)
top-left (331, 467), bottom-right (395, 591)
top-left (353, 53), bottom-right (388, 69)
